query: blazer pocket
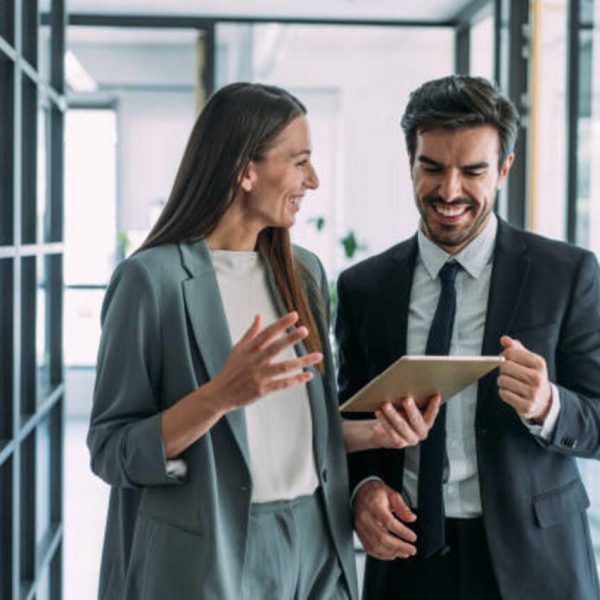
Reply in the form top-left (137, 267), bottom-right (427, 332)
top-left (139, 509), bottom-right (205, 536)
top-left (533, 478), bottom-right (590, 528)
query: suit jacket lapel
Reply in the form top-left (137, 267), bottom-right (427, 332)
top-left (387, 236), bottom-right (419, 364)
top-left (478, 219), bottom-right (531, 405)
top-left (178, 240), bottom-right (251, 471)
top-left (262, 258), bottom-right (329, 470)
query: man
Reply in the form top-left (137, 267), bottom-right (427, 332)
top-left (336, 75), bottom-right (600, 599)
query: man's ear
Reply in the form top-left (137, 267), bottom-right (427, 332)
top-left (497, 153), bottom-right (515, 189)
top-left (239, 161), bottom-right (257, 193)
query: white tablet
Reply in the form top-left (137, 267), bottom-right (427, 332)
top-left (339, 355), bottom-right (504, 412)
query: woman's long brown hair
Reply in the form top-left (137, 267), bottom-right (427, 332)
top-left (137, 83), bottom-right (324, 360)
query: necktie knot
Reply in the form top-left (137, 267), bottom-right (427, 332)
top-left (439, 261), bottom-right (460, 283)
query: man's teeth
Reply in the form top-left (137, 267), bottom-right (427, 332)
top-left (290, 197), bottom-right (302, 207)
top-left (434, 204), bottom-right (467, 217)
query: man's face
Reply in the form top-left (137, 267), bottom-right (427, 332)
top-left (411, 125), bottom-right (513, 254)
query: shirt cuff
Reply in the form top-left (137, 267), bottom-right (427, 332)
top-left (350, 476), bottom-right (383, 507)
top-left (522, 383), bottom-right (561, 441)
top-left (165, 458), bottom-right (188, 480)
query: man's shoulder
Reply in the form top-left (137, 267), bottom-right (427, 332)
top-left (339, 237), bottom-right (416, 286)
top-left (501, 221), bottom-right (594, 265)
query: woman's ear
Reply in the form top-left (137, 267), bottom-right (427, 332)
top-left (239, 161), bottom-right (257, 193)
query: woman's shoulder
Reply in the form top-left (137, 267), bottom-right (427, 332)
top-left (292, 244), bottom-right (324, 280)
top-left (119, 243), bottom-right (182, 277)
top-left (108, 243), bottom-right (185, 295)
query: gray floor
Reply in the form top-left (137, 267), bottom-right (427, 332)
top-left (65, 418), bottom-right (108, 600)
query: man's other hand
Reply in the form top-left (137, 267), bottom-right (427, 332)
top-left (353, 480), bottom-right (417, 560)
top-left (498, 335), bottom-right (552, 423)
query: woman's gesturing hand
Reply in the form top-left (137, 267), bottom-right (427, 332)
top-left (161, 311), bottom-right (321, 458)
top-left (212, 311), bottom-right (323, 412)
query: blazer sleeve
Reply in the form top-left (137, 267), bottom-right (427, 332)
top-left (87, 258), bottom-right (185, 489)
top-left (547, 251), bottom-right (600, 458)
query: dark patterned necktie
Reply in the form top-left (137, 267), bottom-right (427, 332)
top-left (417, 260), bottom-right (460, 557)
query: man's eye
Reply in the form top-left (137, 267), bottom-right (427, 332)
top-left (465, 169), bottom-right (485, 177)
top-left (297, 159), bottom-right (308, 167)
top-left (423, 167), bottom-right (442, 173)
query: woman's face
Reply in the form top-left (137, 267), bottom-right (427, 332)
top-left (241, 115), bottom-right (319, 230)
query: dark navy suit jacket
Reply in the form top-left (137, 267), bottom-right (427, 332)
top-left (336, 218), bottom-right (600, 599)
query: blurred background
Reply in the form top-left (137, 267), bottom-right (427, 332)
top-left (2, 0), bottom-right (600, 597)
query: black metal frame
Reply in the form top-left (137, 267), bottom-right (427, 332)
top-left (66, 13), bottom-right (455, 28)
top-left (0, 1), bottom-right (65, 599)
top-left (494, 0), bottom-right (530, 228)
top-left (566, 0), bottom-right (580, 243)
top-left (455, 25), bottom-right (471, 75)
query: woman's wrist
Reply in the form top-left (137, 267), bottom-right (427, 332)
top-left (195, 378), bottom-right (234, 419)
top-left (343, 419), bottom-right (378, 453)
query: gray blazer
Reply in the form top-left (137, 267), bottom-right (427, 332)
top-left (88, 239), bottom-right (358, 599)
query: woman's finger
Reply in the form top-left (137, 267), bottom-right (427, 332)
top-left (252, 312), bottom-right (299, 350)
top-left (421, 394), bottom-right (442, 427)
top-left (262, 370), bottom-right (314, 394)
top-left (238, 314), bottom-right (262, 345)
top-left (378, 401), bottom-right (419, 445)
top-left (263, 352), bottom-right (323, 378)
top-left (261, 326), bottom-right (309, 360)
top-left (373, 415), bottom-right (408, 449)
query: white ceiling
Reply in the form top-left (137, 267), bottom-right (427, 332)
top-left (67, 0), bottom-right (474, 22)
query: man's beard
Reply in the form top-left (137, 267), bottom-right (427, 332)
top-left (418, 195), bottom-right (491, 249)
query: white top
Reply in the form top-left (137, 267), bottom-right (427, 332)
top-left (211, 250), bottom-right (319, 503)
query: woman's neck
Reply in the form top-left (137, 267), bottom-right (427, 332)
top-left (206, 213), bottom-right (260, 251)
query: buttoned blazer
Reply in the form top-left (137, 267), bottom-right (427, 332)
top-left (88, 239), bottom-right (358, 600)
top-left (336, 218), bottom-right (600, 600)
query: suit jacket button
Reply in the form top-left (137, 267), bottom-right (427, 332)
top-left (238, 485), bottom-right (249, 492)
top-left (322, 469), bottom-right (328, 483)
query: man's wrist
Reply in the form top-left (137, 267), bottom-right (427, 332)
top-left (350, 476), bottom-right (383, 508)
top-left (522, 383), bottom-right (561, 441)
top-left (528, 383), bottom-right (553, 424)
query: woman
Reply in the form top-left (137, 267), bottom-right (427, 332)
top-left (88, 82), bottom-right (438, 599)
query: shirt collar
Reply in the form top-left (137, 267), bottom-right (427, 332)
top-left (417, 212), bottom-right (498, 280)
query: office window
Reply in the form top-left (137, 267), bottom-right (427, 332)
top-left (64, 109), bottom-right (117, 367)
top-left (0, 0), bottom-right (65, 598)
top-left (575, 1), bottom-right (600, 254)
top-left (470, 12), bottom-right (495, 80)
top-left (530, 0), bottom-right (568, 239)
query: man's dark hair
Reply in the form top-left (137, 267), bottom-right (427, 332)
top-left (400, 75), bottom-right (520, 167)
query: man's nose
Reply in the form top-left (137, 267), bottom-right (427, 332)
top-left (437, 172), bottom-right (462, 201)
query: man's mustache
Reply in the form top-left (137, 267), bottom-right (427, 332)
top-left (424, 196), bottom-right (476, 207)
